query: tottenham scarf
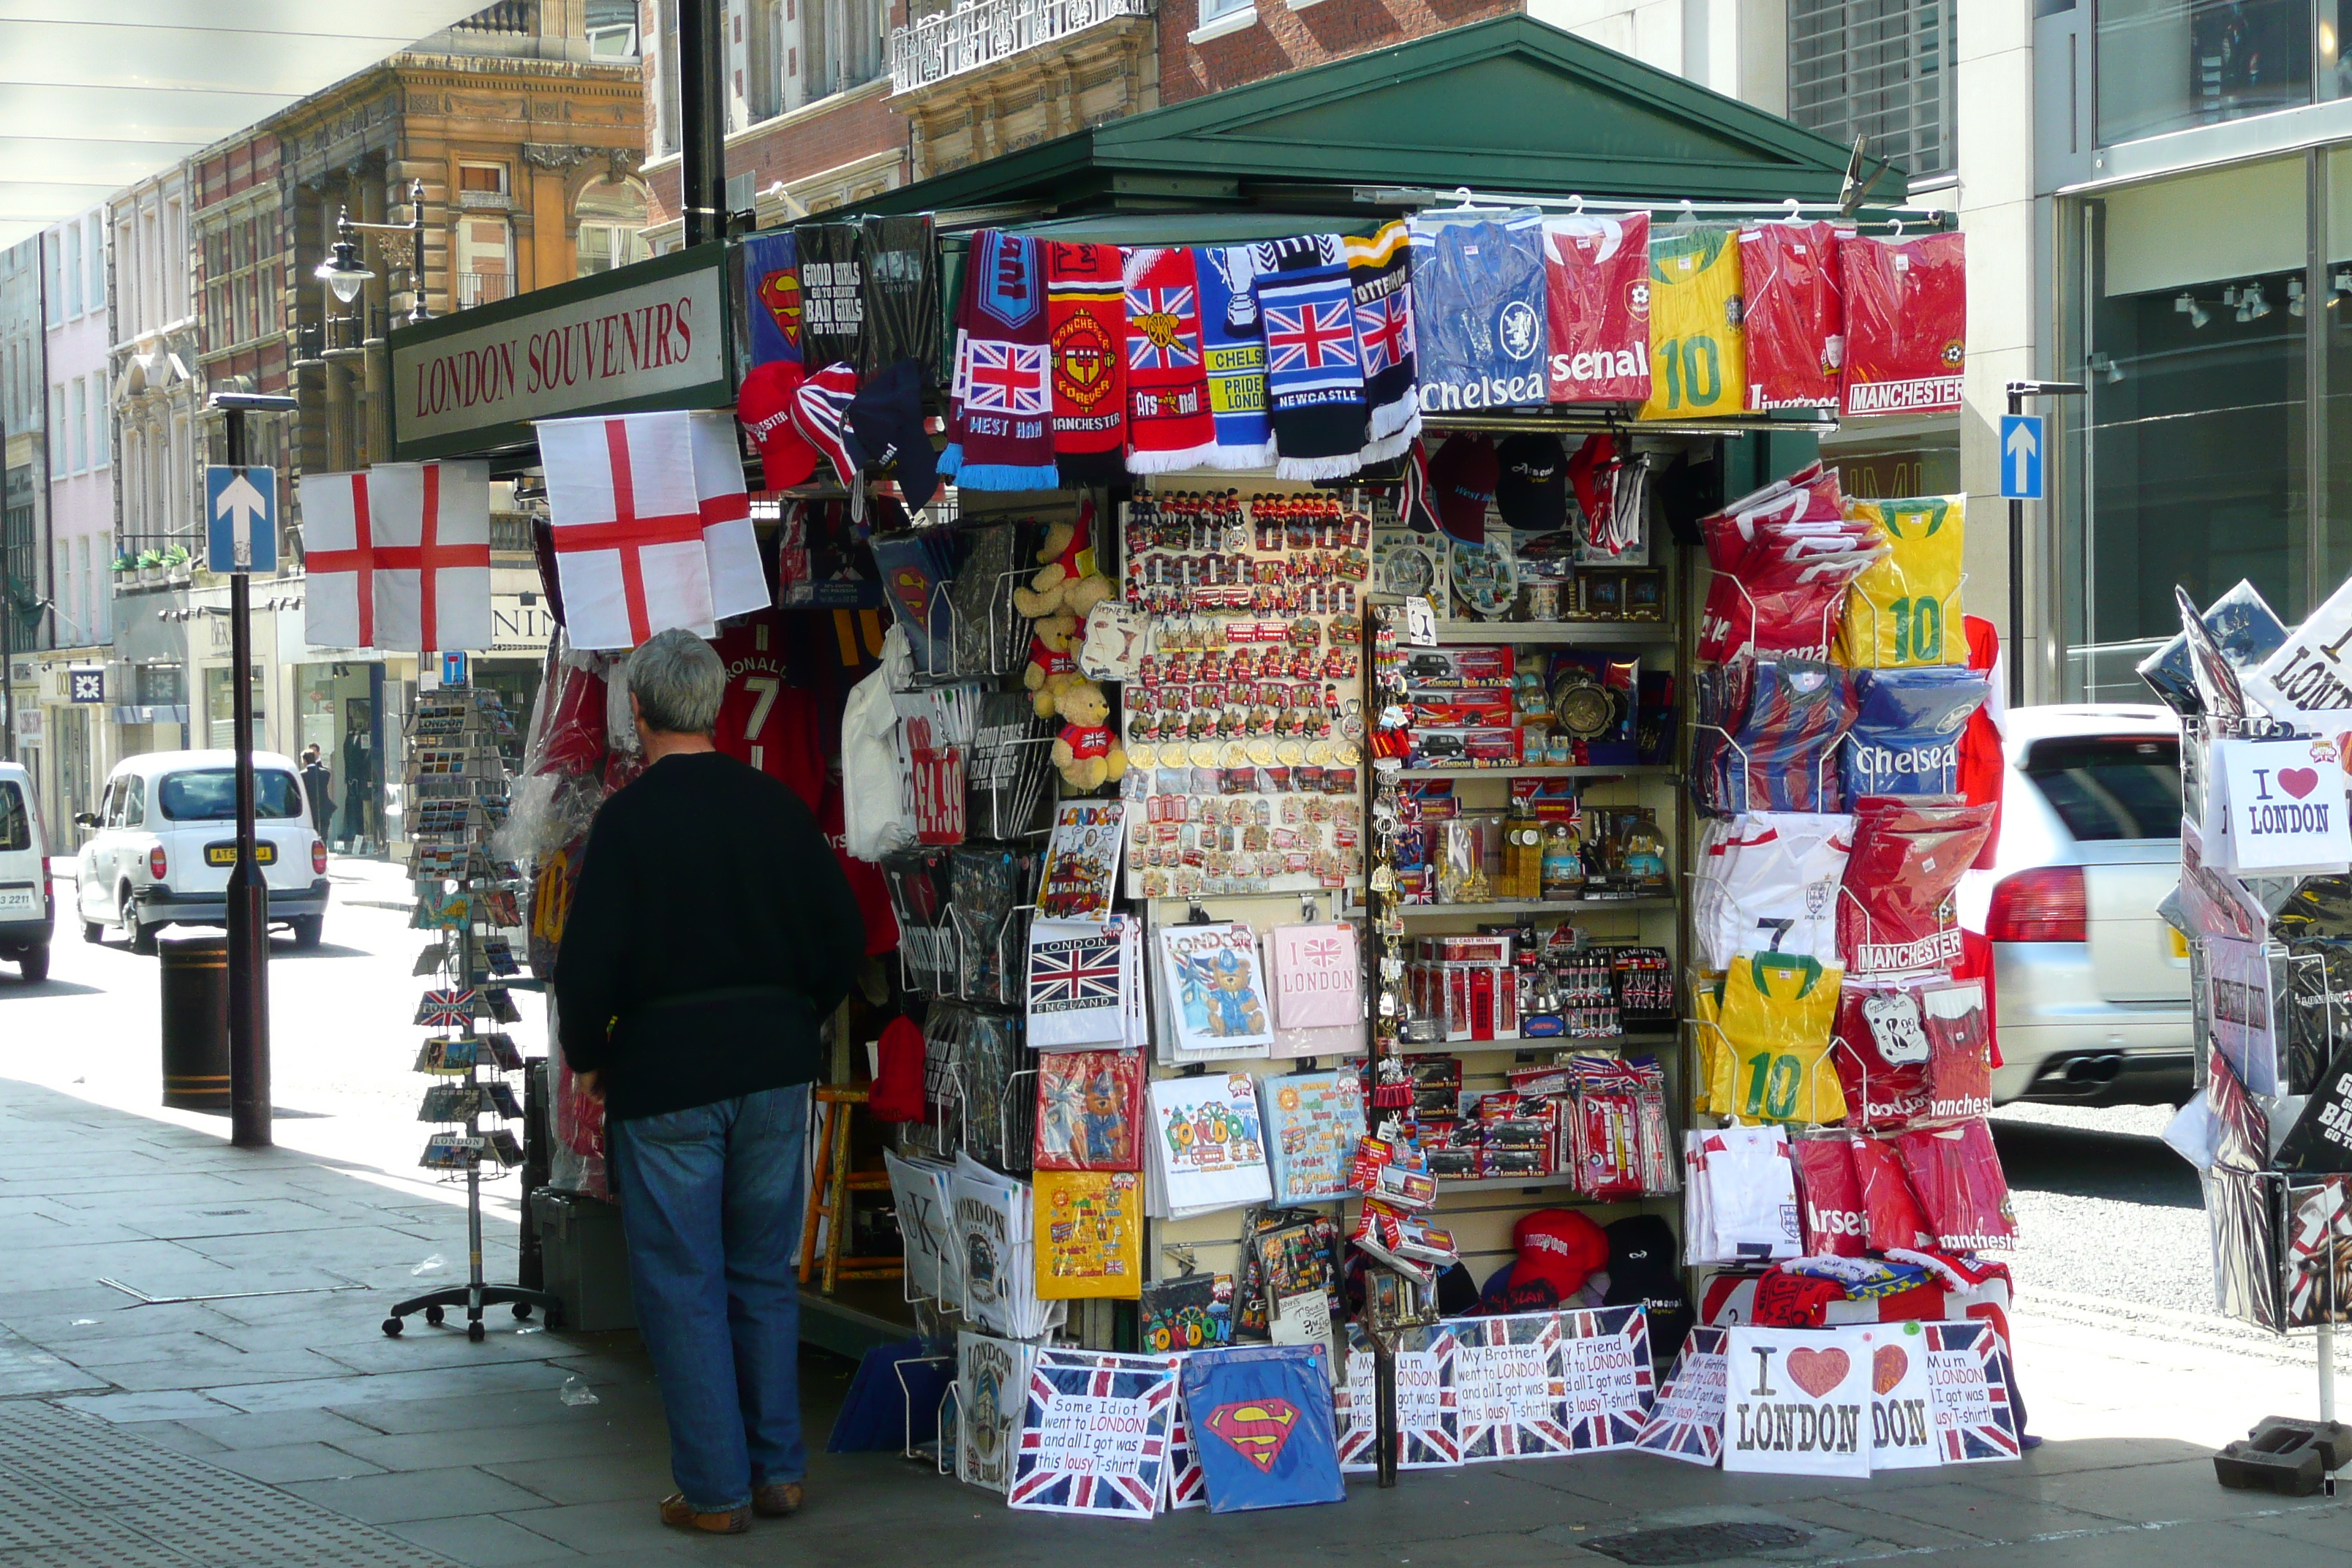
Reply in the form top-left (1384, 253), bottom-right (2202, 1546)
top-left (1192, 245), bottom-right (1275, 470)
top-left (1251, 235), bottom-right (1368, 481)
top-left (941, 230), bottom-right (1059, 492)
top-left (1044, 242), bottom-right (1128, 488)
top-left (1347, 222), bottom-right (1420, 462)
top-left (1120, 247), bottom-right (1218, 473)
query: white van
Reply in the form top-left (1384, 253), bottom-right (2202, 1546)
top-left (0, 759), bottom-right (53, 981)
top-left (73, 750), bottom-right (331, 953)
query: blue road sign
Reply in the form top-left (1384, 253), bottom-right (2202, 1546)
top-left (205, 465), bottom-right (277, 573)
top-left (441, 651), bottom-right (468, 685)
top-left (1999, 415), bottom-right (2043, 501)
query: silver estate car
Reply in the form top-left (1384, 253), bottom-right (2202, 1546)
top-left (1956, 705), bottom-right (2192, 1106)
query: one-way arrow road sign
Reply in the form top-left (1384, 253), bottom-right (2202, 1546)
top-left (206, 465), bottom-right (278, 574)
top-left (1999, 415), bottom-right (2043, 501)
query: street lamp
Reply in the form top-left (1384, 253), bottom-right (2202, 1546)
top-left (315, 181), bottom-right (429, 342)
top-left (314, 230), bottom-right (372, 304)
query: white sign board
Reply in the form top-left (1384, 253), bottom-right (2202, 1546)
top-left (2209, 736), bottom-right (2352, 875)
top-left (1722, 1326), bottom-right (1874, 1479)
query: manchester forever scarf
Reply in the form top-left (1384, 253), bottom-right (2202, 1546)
top-left (941, 230), bottom-right (1059, 492)
top-left (1045, 242), bottom-right (1128, 488)
top-left (1193, 246), bottom-right (1275, 470)
top-left (1121, 247), bottom-right (1219, 473)
top-left (1346, 222), bottom-right (1420, 462)
top-left (1251, 235), bottom-right (1368, 481)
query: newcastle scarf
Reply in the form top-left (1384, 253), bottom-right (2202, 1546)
top-left (1120, 246), bottom-right (1218, 473)
top-left (941, 230), bottom-right (1059, 492)
top-left (1192, 245), bottom-right (1275, 470)
top-left (1251, 235), bottom-right (1368, 481)
top-left (1044, 242), bottom-right (1128, 488)
top-left (1346, 222), bottom-right (1420, 463)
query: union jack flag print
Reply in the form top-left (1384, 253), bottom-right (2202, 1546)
top-left (1338, 1324), bottom-right (1458, 1471)
top-left (1265, 299), bottom-right (1360, 377)
top-left (1028, 935), bottom-right (1122, 1012)
top-left (1354, 288), bottom-right (1414, 377)
top-left (1124, 287), bottom-right (1202, 372)
top-left (1009, 1349), bottom-right (1178, 1519)
top-left (965, 341), bottom-right (1050, 416)
top-left (1160, 1359), bottom-right (1207, 1510)
top-left (413, 988), bottom-right (476, 1028)
top-left (1556, 1305), bottom-right (1654, 1452)
top-left (1923, 1322), bottom-right (2019, 1463)
top-left (1447, 1313), bottom-right (1576, 1462)
top-left (1635, 1327), bottom-right (1728, 1466)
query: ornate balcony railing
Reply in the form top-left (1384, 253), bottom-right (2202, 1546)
top-left (889, 0), bottom-right (1153, 95)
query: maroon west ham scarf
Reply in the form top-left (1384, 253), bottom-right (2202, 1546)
top-left (941, 230), bottom-right (1058, 492)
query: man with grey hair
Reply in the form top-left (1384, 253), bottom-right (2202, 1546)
top-left (555, 627), bottom-right (865, 1536)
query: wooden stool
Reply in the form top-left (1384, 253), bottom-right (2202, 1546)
top-left (801, 1085), bottom-right (902, 1293)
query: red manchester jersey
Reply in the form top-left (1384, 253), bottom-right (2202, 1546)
top-left (710, 611), bottom-right (825, 810)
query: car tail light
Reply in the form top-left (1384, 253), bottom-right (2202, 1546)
top-left (148, 845), bottom-right (167, 880)
top-left (312, 838), bottom-right (328, 874)
top-left (1987, 865), bottom-right (2087, 943)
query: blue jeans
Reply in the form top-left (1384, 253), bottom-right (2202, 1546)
top-left (608, 1085), bottom-right (810, 1512)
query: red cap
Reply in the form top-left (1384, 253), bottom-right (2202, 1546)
top-left (1427, 432), bottom-right (1499, 543)
top-left (736, 360), bottom-right (820, 489)
top-left (1511, 1208), bottom-right (1607, 1297)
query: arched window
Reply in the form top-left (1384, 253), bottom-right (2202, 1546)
top-left (576, 178), bottom-right (651, 277)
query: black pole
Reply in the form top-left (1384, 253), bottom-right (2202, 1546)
top-left (223, 409), bottom-right (271, 1148)
top-left (676, 0), bottom-right (728, 246)
top-left (0, 546), bottom-right (12, 764)
top-left (2007, 385), bottom-right (2024, 712)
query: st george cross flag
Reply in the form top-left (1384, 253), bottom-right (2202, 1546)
top-left (687, 411), bottom-right (771, 623)
top-left (299, 469), bottom-right (378, 649)
top-left (366, 461), bottom-right (492, 652)
top-left (539, 412), bottom-right (715, 651)
top-left (1009, 1349), bottom-right (1180, 1520)
top-left (414, 988), bottom-right (476, 1028)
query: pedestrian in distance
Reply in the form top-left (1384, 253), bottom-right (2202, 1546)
top-left (554, 628), bottom-right (865, 1536)
top-left (299, 745), bottom-right (333, 844)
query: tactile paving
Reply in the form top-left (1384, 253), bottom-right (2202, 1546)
top-left (0, 1401), bottom-right (457, 1567)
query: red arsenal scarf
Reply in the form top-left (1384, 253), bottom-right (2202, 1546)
top-left (1045, 243), bottom-right (1128, 488)
top-left (1120, 247), bottom-right (1218, 473)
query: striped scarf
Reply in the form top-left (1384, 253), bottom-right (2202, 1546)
top-left (941, 230), bottom-right (1059, 492)
top-left (1192, 245), bottom-right (1275, 470)
top-left (1044, 242), bottom-right (1128, 488)
top-left (1120, 247), bottom-right (1218, 473)
top-left (1346, 222), bottom-right (1420, 462)
top-left (1250, 235), bottom-right (1367, 481)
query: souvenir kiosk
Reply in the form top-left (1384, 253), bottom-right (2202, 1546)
top-left (383, 13), bottom-right (2022, 1506)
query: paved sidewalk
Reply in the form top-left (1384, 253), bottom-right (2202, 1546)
top-left (1, 1076), bottom-right (2350, 1567)
top-left (325, 854), bottom-right (421, 913)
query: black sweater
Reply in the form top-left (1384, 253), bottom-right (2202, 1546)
top-left (553, 750), bottom-right (865, 1120)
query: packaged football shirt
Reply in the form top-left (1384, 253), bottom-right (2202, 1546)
top-left (1638, 225), bottom-right (1744, 421)
top-left (1737, 222), bottom-right (1846, 411)
top-left (1836, 798), bottom-right (1998, 979)
top-left (1406, 208), bottom-right (1550, 410)
top-left (1839, 493), bottom-right (1967, 668)
top-left (1716, 951), bottom-right (1847, 1126)
top-left (1695, 810), bottom-right (1855, 971)
top-left (1842, 231), bottom-right (1966, 418)
top-left (1841, 666), bottom-right (1989, 800)
top-left (1541, 213), bottom-right (1651, 403)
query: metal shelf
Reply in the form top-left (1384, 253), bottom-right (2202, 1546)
top-left (1395, 897), bottom-right (1676, 919)
top-left (1433, 622), bottom-right (1675, 645)
top-left (1394, 1032), bottom-right (1680, 1056)
top-left (1427, 1175), bottom-right (1660, 1196)
top-left (1396, 764), bottom-right (1676, 779)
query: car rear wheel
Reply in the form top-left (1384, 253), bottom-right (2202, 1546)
top-left (15, 946), bottom-right (47, 983)
top-left (290, 915), bottom-right (323, 950)
top-left (121, 892), bottom-right (156, 956)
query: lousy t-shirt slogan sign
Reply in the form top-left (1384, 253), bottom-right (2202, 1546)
top-left (392, 261), bottom-right (727, 451)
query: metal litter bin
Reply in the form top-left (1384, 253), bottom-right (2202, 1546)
top-left (158, 932), bottom-right (230, 1112)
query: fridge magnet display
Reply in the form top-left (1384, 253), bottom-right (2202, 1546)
top-left (1722, 1325), bottom-right (1874, 1479)
top-left (1008, 1349), bottom-right (1180, 1520)
top-left (1180, 1344), bottom-right (1346, 1512)
top-left (1635, 1326), bottom-right (1730, 1466)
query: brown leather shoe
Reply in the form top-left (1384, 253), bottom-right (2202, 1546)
top-left (753, 1481), bottom-right (804, 1518)
top-left (658, 1493), bottom-right (748, 1534)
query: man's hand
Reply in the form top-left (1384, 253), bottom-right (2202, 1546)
top-left (576, 1069), bottom-right (603, 1101)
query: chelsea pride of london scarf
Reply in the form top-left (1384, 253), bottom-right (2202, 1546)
top-left (1192, 245), bottom-right (1276, 470)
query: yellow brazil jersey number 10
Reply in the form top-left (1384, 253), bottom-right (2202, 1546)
top-left (1638, 227), bottom-right (1745, 421)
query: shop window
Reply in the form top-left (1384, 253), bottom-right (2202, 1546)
top-left (1789, 0), bottom-right (1956, 178)
top-left (458, 216), bottom-right (515, 309)
top-left (2096, 0), bottom-right (2314, 143)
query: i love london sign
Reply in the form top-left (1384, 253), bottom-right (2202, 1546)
top-left (391, 244), bottom-right (731, 461)
top-left (2210, 736), bottom-right (2352, 875)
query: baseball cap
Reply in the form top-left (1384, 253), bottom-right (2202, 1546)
top-left (845, 358), bottom-right (940, 510)
top-left (1495, 432), bottom-right (1568, 531)
top-left (736, 361), bottom-right (820, 489)
top-left (1426, 432), bottom-right (1499, 544)
top-left (1510, 1208), bottom-right (1608, 1298)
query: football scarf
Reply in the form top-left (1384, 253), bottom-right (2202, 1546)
top-left (1251, 235), bottom-right (1369, 480)
top-left (1541, 214), bottom-right (1651, 402)
top-left (1044, 242), bottom-right (1128, 487)
top-left (1346, 222), bottom-right (1420, 461)
top-left (742, 230), bottom-right (804, 369)
top-left (1738, 222), bottom-right (1845, 411)
top-left (1407, 208), bottom-right (1550, 411)
top-left (1639, 225), bottom-right (1744, 421)
top-left (856, 214), bottom-right (940, 383)
top-left (1122, 246), bottom-right (1219, 472)
top-left (941, 230), bottom-right (1058, 492)
top-left (1194, 245), bottom-right (1276, 470)
top-left (794, 221), bottom-right (864, 369)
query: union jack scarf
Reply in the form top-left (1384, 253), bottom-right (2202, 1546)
top-left (1346, 221), bottom-right (1421, 462)
top-left (1250, 235), bottom-right (1368, 481)
top-left (941, 230), bottom-right (1059, 492)
top-left (1120, 246), bottom-right (1218, 473)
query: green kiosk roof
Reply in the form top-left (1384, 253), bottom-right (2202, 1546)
top-left (850, 15), bottom-right (1897, 222)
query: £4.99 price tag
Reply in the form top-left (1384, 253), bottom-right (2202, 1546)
top-left (2212, 736), bottom-right (2352, 874)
